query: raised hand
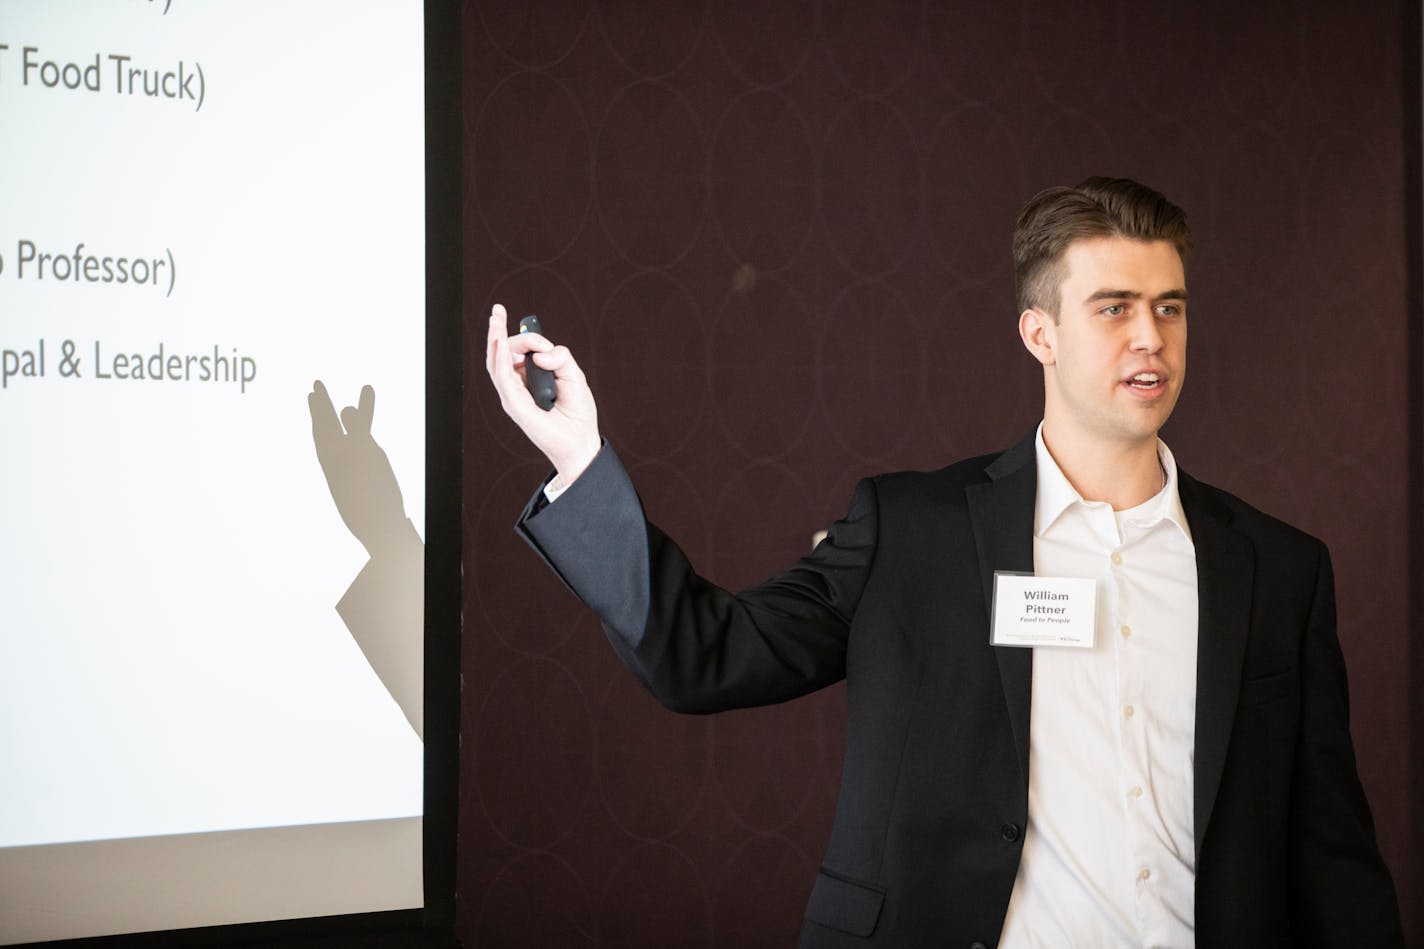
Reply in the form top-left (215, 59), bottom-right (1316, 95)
top-left (485, 303), bottom-right (601, 487)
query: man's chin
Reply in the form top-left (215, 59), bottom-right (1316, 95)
top-left (1108, 410), bottom-right (1173, 446)
top-left (1122, 393), bottom-right (1178, 434)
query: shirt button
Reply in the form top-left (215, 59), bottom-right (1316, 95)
top-left (1138, 868), bottom-right (1152, 882)
top-left (1000, 822), bottom-right (1021, 842)
top-left (1124, 705), bottom-right (1135, 718)
top-left (1120, 624), bottom-right (1132, 639)
top-left (1111, 552), bottom-right (1123, 565)
top-left (1129, 786), bottom-right (1143, 799)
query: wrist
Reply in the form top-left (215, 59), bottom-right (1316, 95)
top-left (551, 437), bottom-right (600, 490)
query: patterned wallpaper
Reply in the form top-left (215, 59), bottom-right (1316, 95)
top-left (460, 1), bottom-right (1416, 945)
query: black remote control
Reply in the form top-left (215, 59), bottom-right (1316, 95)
top-left (519, 315), bottom-right (557, 411)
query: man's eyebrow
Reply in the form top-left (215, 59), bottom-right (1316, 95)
top-left (1081, 288), bottom-right (1189, 304)
top-left (1083, 288), bottom-right (1141, 304)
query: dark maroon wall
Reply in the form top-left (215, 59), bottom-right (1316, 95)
top-left (460, 1), bottom-right (1418, 944)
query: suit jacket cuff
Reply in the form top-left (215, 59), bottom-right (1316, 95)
top-left (516, 442), bottom-right (651, 657)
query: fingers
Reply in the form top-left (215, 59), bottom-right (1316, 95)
top-left (336, 385), bottom-right (373, 438)
top-left (486, 308), bottom-right (515, 384)
top-left (487, 307), bottom-right (536, 415)
top-left (486, 304), bottom-right (507, 377)
top-left (359, 385), bottom-right (375, 424)
top-left (309, 379), bottom-right (342, 442)
top-left (506, 330), bottom-right (553, 357)
top-left (340, 384), bottom-right (376, 435)
top-left (528, 345), bottom-right (586, 385)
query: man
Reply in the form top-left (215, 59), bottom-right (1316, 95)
top-left (485, 178), bottom-right (1402, 947)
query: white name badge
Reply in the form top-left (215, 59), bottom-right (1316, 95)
top-left (991, 572), bottom-right (1096, 648)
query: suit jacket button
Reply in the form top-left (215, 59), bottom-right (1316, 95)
top-left (970, 942), bottom-right (988, 949)
top-left (1000, 822), bottom-right (1021, 842)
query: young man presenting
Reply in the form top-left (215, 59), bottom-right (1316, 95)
top-left (485, 178), bottom-right (1402, 948)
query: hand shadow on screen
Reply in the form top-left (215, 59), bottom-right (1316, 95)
top-left (309, 380), bottom-right (424, 741)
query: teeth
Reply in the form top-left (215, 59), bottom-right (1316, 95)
top-left (1131, 373), bottom-right (1160, 383)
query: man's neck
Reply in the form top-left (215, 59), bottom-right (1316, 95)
top-left (1040, 424), bottom-right (1165, 512)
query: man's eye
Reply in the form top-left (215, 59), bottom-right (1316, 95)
top-left (1156, 304), bottom-right (1181, 317)
top-left (1102, 304), bottom-right (1125, 316)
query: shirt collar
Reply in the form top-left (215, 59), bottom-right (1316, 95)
top-left (1033, 423), bottom-right (1193, 543)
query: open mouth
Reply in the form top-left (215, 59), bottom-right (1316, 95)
top-left (1123, 372), bottom-right (1166, 393)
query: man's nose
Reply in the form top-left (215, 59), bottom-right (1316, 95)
top-left (1128, 308), bottom-right (1163, 352)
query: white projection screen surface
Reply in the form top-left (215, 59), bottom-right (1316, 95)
top-left (0, 2), bottom-right (427, 942)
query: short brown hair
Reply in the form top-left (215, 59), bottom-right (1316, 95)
top-left (1013, 177), bottom-right (1192, 316)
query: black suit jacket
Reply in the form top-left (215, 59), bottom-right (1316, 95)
top-left (519, 436), bottom-right (1402, 948)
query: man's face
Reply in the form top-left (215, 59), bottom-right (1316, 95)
top-left (1026, 236), bottom-right (1187, 450)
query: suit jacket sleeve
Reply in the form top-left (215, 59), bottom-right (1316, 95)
top-left (1288, 542), bottom-right (1403, 946)
top-left (517, 443), bottom-right (878, 712)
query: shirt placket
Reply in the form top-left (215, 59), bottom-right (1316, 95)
top-left (1116, 521), bottom-right (1164, 935)
top-left (1080, 503), bottom-right (1148, 940)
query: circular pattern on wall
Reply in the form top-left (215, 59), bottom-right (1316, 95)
top-left (713, 701), bottom-right (824, 832)
top-left (474, 0), bottom-right (592, 69)
top-left (598, 0), bottom-right (707, 78)
top-left (475, 658), bottom-right (594, 849)
top-left (709, 274), bottom-right (816, 459)
top-left (596, 81), bottom-right (708, 267)
top-left (1205, 0), bottom-right (1303, 125)
top-left (1178, 285), bottom-right (1314, 463)
top-left (478, 853), bottom-right (594, 948)
top-left (1023, 0), bottom-right (1118, 112)
top-left (710, 90), bottom-right (815, 272)
top-left (823, 0), bottom-right (920, 95)
top-left (593, 271), bottom-right (708, 461)
top-left (713, 0), bottom-right (815, 87)
top-left (1294, 288), bottom-right (1397, 458)
top-left (598, 845), bottom-right (711, 948)
top-left (1302, 129), bottom-right (1397, 292)
top-left (472, 71), bottom-right (593, 264)
top-left (1019, 109), bottom-right (1117, 198)
top-left (1107, 120), bottom-right (1213, 217)
top-left (1118, 3), bottom-right (1214, 121)
top-left (925, 0), bottom-right (1024, 103)
top-left (708, 461), bottom-right (820, 593)
top-left (925, 106), bottom-right (1023, 285)
top-left (818, 279), bottom-right (925, 461)
top-left (821, 98), bottom-right (919, 277)
top-left (596, 670), bottom-right (711, 841)
top-left (1298, 5), bottom-right (1388, 133)
top-left (927, 282), bottom-right (1039, 459)
top-left (1210, 129), bottom-right (1302, 294)
top-left (713, 836), bottom-right (816, 947)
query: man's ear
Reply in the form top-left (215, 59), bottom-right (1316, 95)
top-left (1018, 308), bottom-right (1056, 366)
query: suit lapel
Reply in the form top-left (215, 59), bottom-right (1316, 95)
top-left (1178, 471), bottom-right (1255, 862)
top-left (966, 436), bottom-right (1038, 789)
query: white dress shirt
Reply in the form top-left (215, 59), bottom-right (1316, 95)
top-left (998, 426), bottom-right (1199, 949)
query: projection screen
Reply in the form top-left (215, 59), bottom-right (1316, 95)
top-left (0, 1), bottom-right (432, 942)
